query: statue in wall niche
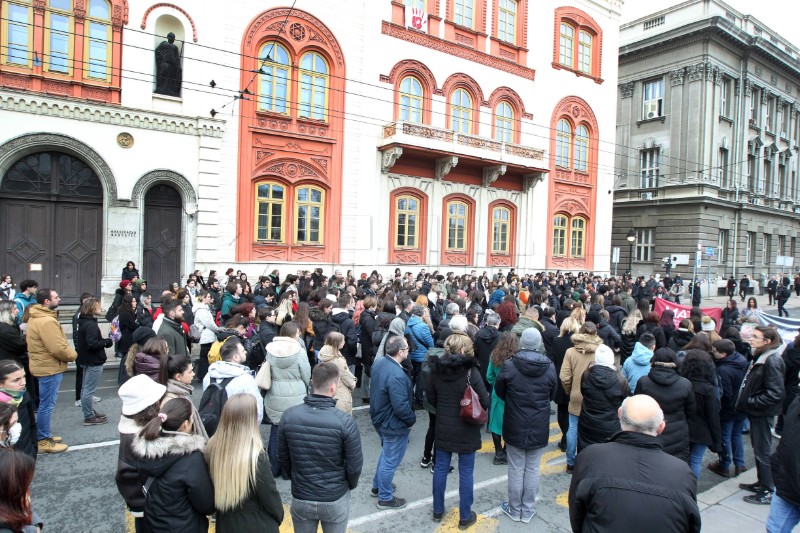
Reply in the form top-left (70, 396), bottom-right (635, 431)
top-left (155, 32), bottom-right (182, 97)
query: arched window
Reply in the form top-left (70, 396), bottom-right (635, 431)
top-left (399, 76), bottom-right (423, 124)
top-left (552, 214), bottom-right (567, 257)
top-left (85, 0), bottom-right (111, 80)
top-left (495, 101), bottom-right (513, 143)
top-left (446, 200), bottom-right (468, 251)
top-left (299, 52), bottom-right (329, 121)
top-left (295, 185), bottom-right (325, 244)
top-left (395, 195), bottom-right (420, 248)
top-left (578, 31), bottom-right (592, 74)
top-left (559, 22), bottom-right (574, 68)
top-left (255, 182), bottom-right (285, 242)
top-left (574, 124), bottom-right (589, 172)
top-left (257, 42), bottom-right (290, 114)
top-left (556, 119), bottom-right (571, 168)
top-left (571, 217), bottom-right (585, 257)
top-left (553, 8), bottom-right (603, 80)
top-left (45, 0), bottom-right (73, 74)
top-left (450, 88), bottom-right (472, 134)
top-left (497, 0), bottom-right (517, 44)
top-left (492, 206), bottom-right (510, 253)
top-left (2, 0), bottom-right (33, 67)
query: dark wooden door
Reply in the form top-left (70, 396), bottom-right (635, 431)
top-left (0, 199), bottom-right (51, 285)
top-left (143, 185), bottom-right (182, 298)
top-left (54, 204), bottom-right (102, 302)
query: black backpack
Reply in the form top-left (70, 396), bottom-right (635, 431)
top-left (247, 339), bottom-right (267, 371)
top-left (198, 377), bottom-right (234, 436)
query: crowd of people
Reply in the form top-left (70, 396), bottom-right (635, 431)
top-left (0, 264), bottom-right (799, 532)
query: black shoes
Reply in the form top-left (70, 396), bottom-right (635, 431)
top-left (739, 482), bottom-right (768, 493)
top-left (432, 511), bottom-right (443, 522)
top-left (743, 491), bottom-right (772, 505)
top-left (458, 512), bottom-right (477, 530)
top-left (420, 457), bottom-right (432, 468)
top-left (370, 483), bottom-right (397, 497)
top-left (566, 464), bottom-right (574, 474)
top-left (377, 497), bottom-right (406, 509)
top-left (493, 451), bottom-right (508, 465)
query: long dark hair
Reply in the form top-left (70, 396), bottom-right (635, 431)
top-left (0, 450), bottom-right (35, 531)
top-left (139, 397), bottom-right (193, 440)
top-left (491, 331), bottom-right (519, 367)
top-left (157, 353), bottom-right (192, 386)
top-left (680, 349), bottom-right (716, 382)
top-left (119, 294), bottom-right (135, 316)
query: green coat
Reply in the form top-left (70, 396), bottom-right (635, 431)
top-left (215, 452), bottom-right (284, 533)
top-left (487, 362), bottom-right (505, 436)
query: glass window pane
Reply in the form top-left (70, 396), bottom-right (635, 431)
top-left (51, 14), bottom-right (68, 32)
top-left (89, 0), bottom-right (109, 19)
top-left (298, 188), bottom-right (308, 202)
top-left (9, 4), bottom-right (28, 23)
top-left (89, 21), bottom-right (107, 40)
top-left (50, 0), bottom-right (71, 9)
top-left (311, 189), bottom-right (322, 203)
top-left (310, 206), bottom-right (320, 220)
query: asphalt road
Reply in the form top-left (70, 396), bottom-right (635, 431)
top-left (30, 366), bottom-right (757, 533)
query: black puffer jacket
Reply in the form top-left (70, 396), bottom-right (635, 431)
top-left (636, 323), bottom-right (667, 349)
top-left (494, 349), bottom-right (556, 450)
top-left (425, 354), bottom-right (490, 454)
top-left (715, 352), bottom-right (748, 421)
top-left (359, 309), bottom-right (377, 367)
top-left (14, 391), bottom-right (37, 460)
top-left (331, 311), bottom-right (358, 365)
top-left (667, 329), bottom-right (694, 353)
top-left (578, 365), bottom-right (628, 451)
top-left (685, 376), bottom-right (722, 452)
top-left (619, 331), bottom-right (637, 364)
top-left (473, 327), bottom-right (500, 391)
top-left (309, 307), bottom-right (333, 351)
top-left (605, 305), bottom-right (627, 332)
top-left (782, 343), bottom-right (800, 412)
top-left (772, 397), bottom-right (800, 507)
top-left (132, 432), bottom-right (215, 533)
top-left (278, 394), bottom-right (362, 502)
top-left (548, 334), bottom-right (573, 405)
top-left (75, 314), bottom-right (111, 366)
top-left (0, 321), bottom-right (27, 363)
top-left (540, 318), bottom-right (559, 354)
top-left (736, 346), bottom-right (786, 417)
top-left (635, 365), bottom-right (696, 462)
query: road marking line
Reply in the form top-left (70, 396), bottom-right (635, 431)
top-left (59, 385), bottom-right (117, 393)
top-left (65, 439), bottom-right (120, 451)
top-left (352, 405), bottom-right (370, 411)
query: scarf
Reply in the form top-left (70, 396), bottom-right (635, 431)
top-left (166, 379), bottom-right (193, 398)
top-left (0, 387), bottom-right (24, 407)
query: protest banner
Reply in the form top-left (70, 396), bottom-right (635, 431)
top-left (653, 298), bottom-right (722, 332)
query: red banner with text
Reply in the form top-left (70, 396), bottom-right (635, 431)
top-left (653, 299), bottom-right (723, 332)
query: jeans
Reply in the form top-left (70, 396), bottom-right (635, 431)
top-left (566, 414), bottom-right (579, 466)
top-left (506, 444), bottom-right (545, 520)
top-left (268, 424), bottom-right (281, 477)
top-left (778, 300), bottom-right (789, 317)
top-left (372, 431), bottom-right (409, 501)
top-left (37, 373), bottom-right (64, 440)
top-left (750, 416), bottom-right (774, 490)
top-left (74, 363), bottom-right (84, 401)
top-left (291, 491), bottom-right (351, 533)
top-left (80, 364), bottom-right (104, 420)
top-left (689, 443), bottom-right (707, 479)
top-left (766, 493), bottom-right (800, 533)
top-left (432, 450), bottom-right (475, 520)
top-left (411, 361), bottom-right (423, 406)
top-left (719, 418), bottom-right (745, 469)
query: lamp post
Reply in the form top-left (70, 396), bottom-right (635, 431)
top-left (627, 228), bottom-right (636, 277)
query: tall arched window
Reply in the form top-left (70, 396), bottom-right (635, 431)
top-left (492, 206), bottom-right (510, 253)
top-left (446, 200), bottom-right (468, 251)
top-left (571, 217), bottom-right (585, 257)
top-left (578, 31), bottom-right (592, 74)
top-left (295, 185), bottom-right (325, 244)
top-left (85, 0), bottom-right (111, 80)
top-left (399, 76), bottom-right (423, 124)
top-left (257, 42), bottom-right (290, 114)
top-left (2, 0), bottom-right (33, 67)
top-left (395, 195), bottom-right (420, 248)
top-left (574, 124), bottom-right (589, 172)
top-left (552, 214), bottom-right (567, 257)
top-left (299, 52), bottom-right (329, 121)
top-left (255, 181), bottom-right (285, 242)
top-left (495, 101), bottom-right (513, 143)
top-left (451, 88), bottom-right (472, 134)
top-left (497, 0), bottom-right (517, 44)
top-left (45, 0), bottom-right (73, 74)
top-left (559, 23), bottom-right (574, 67)
top-left (553, 8), bottom-right (603, 81)
top-left (556, 119), bottom-right (571, 168)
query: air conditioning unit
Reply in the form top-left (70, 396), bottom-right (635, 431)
top-left (640, 192), bottom-right (654, 200)
top-left (643, 101), bottom-right (661, 119)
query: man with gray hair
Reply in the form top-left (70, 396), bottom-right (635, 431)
top-left (569, 395), bottom-right (700, 532)
top-left (434, 302), bottom-right (462, 345)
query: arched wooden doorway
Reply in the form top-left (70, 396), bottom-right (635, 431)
top-left (143, 184), bottom-right (182, 298)
top-left (0, 151), bottom-right (103, 304)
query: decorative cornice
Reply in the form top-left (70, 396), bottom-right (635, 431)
top-left (0, 91), bottom-right (225, 138)
top-left (140, 3), bottom-right (199, 42)
top-left (435, 156), bottom-right (458, 181)
top-left (620, 82), bottom-right (634, 98)
top-left (381, 147), bottom-right (403, 174)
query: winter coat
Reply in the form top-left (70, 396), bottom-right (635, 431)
top-left (596, 320), bottom-right (621, 351)
top-left (474, 326), bottom-right (500, 392)
top-left (359, 309), bottom-right (377, 367)
top-left (619, 292), bottom-right (638, 316)
top-left (618, 330), bottom-right (637, 364)
top-left (134, 352), bottom-right (161, 380)
top-left (278, 394), bottom-right (363, 503)
top-left (121, 267), bottom-right (140, 282)
top-left (433, 317), bottom-right (452, 347)
top-left (686, 377), bottom-right (722, 452)
top-left (578, 365), bottom-right (628, 451)
top-left (331, 309), bottom-right (358, 364)
top-left (636, 323), bottom-right (667, 350)
top-left (782, 343), bottom-right (800, 412)
top-left (635, 366), bottom-right (696, 462)
top-left (714, 352), bottom-right (748, 421)
top-left (511, 316), bottom-right (544, 341)
top-left (621, 342), bottom-right (654, 394)
top-left (215, 452), bottom-right (283, 533)
top-left (13, 391), bottom-right (37, 459)
top-left (540, 318), bottom-right (559, 354)
top-left (132, 432), bottom-right (215, 533)
top-left (309, 307), bottom-right (334, 351)
top-left (550, 334), bottom-right (574, 405)
top-left (668, 329), bottom-right (694, 353)
top-left (0, 321), bottom-right (27, 363)
top-left (735, 345), bottom-right (786, 417)
top-left (193, 303), bottom-right (220, 345)
top-left (425, 354), bottom-right (490, 454)
top-left (605, 305), bottom-right (627, 332)
top-left (560, 333), bottom-right (603, 416)
top-left (406, 315), bottom-right (434, 363)
top-left (374, 317), bottom-right (407, 363)
top-left (220, 292), bottom-right (240, 318)
top-left (116, 417), bottom-right (145, 513)
top-left (443, 330), bottom-right (474, 358)
top-left (158, 318), bottom-right (187, 357)
top-left (162, 380), bottom-right (209, 440)
top-left (317, 345), bottom-right (357, 414)
top-left (261, 337), bottom-right (310, 424)
top-left (486, 361), bottom-right (505, 435)
top-left (27, 304), bottom-right (77, 377)
top-left (569, 431), bottom-right (700, 533)
top-left (13, 292), bottom-right (35, 325)
top-left (721, 308), bottom-right (740, 329)
top-left (118, 311), bottom-right (138, 355)
top-left (772, 397), bottom-right (800, 507)
top-left (494, 350), bottom-right (557, 450)
top-left (75, 314), bottom-right (111, 366)
top-left (204, 360), bottom-right (264, 423)
top-left (369, 356), bottom-right (416, 436)
top-left (136, 306), bottom-right (154, 329)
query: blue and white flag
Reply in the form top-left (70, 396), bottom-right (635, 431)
top-left (754, 310), bottom-right (800, 342)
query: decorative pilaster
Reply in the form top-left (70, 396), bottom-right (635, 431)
top-left (619, 82), bottom-right (634, 98)
top-left (669, 67), bottom-right (685, 86)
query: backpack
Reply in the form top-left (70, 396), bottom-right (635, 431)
top-left (108, 316), bottom-right (122, 343)
top-left (188, 322), bottom-right (203, 342)
top-left (198, 376), bottom-right (234, 436)
top-left (207, 339), bottom-right (225, 365)
top-left (247, 338), bottom-right (267, 371)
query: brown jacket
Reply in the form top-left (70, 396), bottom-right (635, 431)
top-left (317, 345), bottom-right (356, 415)
top-left (27, 304), bottom-right (77, 377)
top-left (559, 333), bottom-right (602, 416)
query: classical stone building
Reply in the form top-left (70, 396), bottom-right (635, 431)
top-left (612, 0), bottom-right (800, 283)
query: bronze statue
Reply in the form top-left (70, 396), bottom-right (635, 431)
top-left (155, 32), bottom-right (182, 96)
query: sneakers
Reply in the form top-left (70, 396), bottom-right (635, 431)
top-left (432, 511), bottom-right (443, 522)
top-left (707, 461), bottom-right (731, 478)
top-left (420, 457), bottom-right (432, 468)
top-left (743, 491), bottom-right (772, 505)
top-left (771, 428), bottom-right (782, 439)
top-left (493, 451), bottom-right (508, 465)
top-left (501, 502), bottom-right (520, 522)
top-left (37, 438), bottom-right (68, 453)
top-left (458, 511), bottom-right (477, 530)
top-left (84, 415), bottom-right (108, 426)
top-left (376, 497), bottom-right (406, 510)
top-left (370, 483), bottom-right (396, 497)
top-left (739, 482), bottom-right (769, 493)
top-left (74, 400), bottom-right (81, 407)
top-left (430, 464), bottom-right (455, 474)
top-left (566, 464), bottom-right (574, 474)
top-left (520, 511), bottom-right (536, 524)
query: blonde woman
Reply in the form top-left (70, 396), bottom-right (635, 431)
top-left (317, 332), bottom-right (356, 414)
top-left (275, 296), bottom-right (294, 326)
top-left (619, 309), bottom-right (643, 365)
top-left (550, 316), bottom-right (581, 452)
top-left (205, 394), bottom-right (284, 532)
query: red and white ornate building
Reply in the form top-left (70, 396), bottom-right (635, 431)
top-left (0, 0), bottom-right (621, 302)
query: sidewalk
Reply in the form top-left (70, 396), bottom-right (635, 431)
top-left (697, 469), bottom-right (772, 532)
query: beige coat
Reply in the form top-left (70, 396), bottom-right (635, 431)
top-left (559, 333), bottom-right (602, 416)
top-left (317, 345), bottom-right (356, 414)
top-left (27, 305), bottom-right (77, 377)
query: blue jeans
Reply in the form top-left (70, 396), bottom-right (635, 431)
top-left (291, 491), bottom-right (351, 533)
top-left (37, 373), bottom-right (64, 441)
top-left (766, 493), bottom-right (800, 533)
top-left (433, 451), bottom-right (475, 520)
top-left (567, 414), bottom-right (579, 466)
top-left (268, 424), bottom-right (281, 477)
top-left (719, 418), bottom-right (745, 469)
top-left (689, 443), bottom-right (707, 479)
top-left (372, 432), bottom-right (409, 501)
top-left (80, 364), bottom-right (104, 420)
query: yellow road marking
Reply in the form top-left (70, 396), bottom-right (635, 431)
top-left (434, 508), bottom-right (499, 532)
top-left (539, 449), bottom-right (567, 476)
top-left (556, 490), bottom-right (569, 508)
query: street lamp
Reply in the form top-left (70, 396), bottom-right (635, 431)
top-left (627, 228), bottom-right (636, 277)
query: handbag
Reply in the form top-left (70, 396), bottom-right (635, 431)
top-left (459, 369), bottom-right (487, 425)
top-left (255, 361), bottom-right (272, 390)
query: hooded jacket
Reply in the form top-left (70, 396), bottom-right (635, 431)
top-left (735, 345), bottom-right (786, 417)
top-left (619, 292), bottom-right (638, 315)
top-left (374, 316), bottom-right (407, 363)
top-left (192, 302), bottom-right (220, 345)
top-left (621, 342), bottom-right (654, 394)
top-left (220, 291), bottom-right (240, 318)
top-left (317, 345), bottom-right (357, 414)
top-left (13, 292), bottom-right (36, 324)
top-left (494, 349), bottom-right (557, 450)
top-left (635, 365), bottom-right (696, 461)
top-left (309, 306), bottom-right (333, 351)
top-left (559, 333), bottom-right (603, 416)
top-left (133, 352), bottom-right (161, 381)
top-left (262, 337), bottom-right (311, 424)
top-left (132, 432), bottom-right (215, 533)
top-left (578, 365), bottom-right (628, 450)
top-left (331, 309), bottom-right (358, 362)
top-left (75, 314), bottom-right (112, 366)
top-left (406, 315), bottom-right (434, 363)
top-left (605, 305), bottom-right (627, 332)
top-left (714, 352), bottom-right (748, 421)
top-left (27, 304), bottom-right (77, 377)
top-left (596, 319), bottom-right (621, 351)
top-left (116, 416), bottom-right (145, 514)
top-left (667, 329), bottom-right (694, 353)
top-left (474, 326), bottom-right (501, 391)
top-left (204, 360), bottom-right (264, 423)
top-left (636, 323), bottom-right (667, 350)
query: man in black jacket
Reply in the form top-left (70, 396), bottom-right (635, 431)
top-left (569, 394), bottom-right (700, 533)
top-left (767, 397), bottom-right (800, 531)
top-left (278, 362), bottom-right (363, 532)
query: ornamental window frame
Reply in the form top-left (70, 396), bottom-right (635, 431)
top-left (256, 41), bottom-right (291, 115)
top-left (84, 0), bottom-right (112, 82)
top-left (552, 7), bottom-right (603, 82)
top-left (298, 51), bottom-right (330, 122)
top-left (2, 0), bottom-right (33, 68)
top-left (254, 180), bottom-right (286, 243)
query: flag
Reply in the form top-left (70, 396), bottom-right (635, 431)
top-left (754, 310), bottom-right (800, 342)
top-left (653, 298), bottom-right (722, 332)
